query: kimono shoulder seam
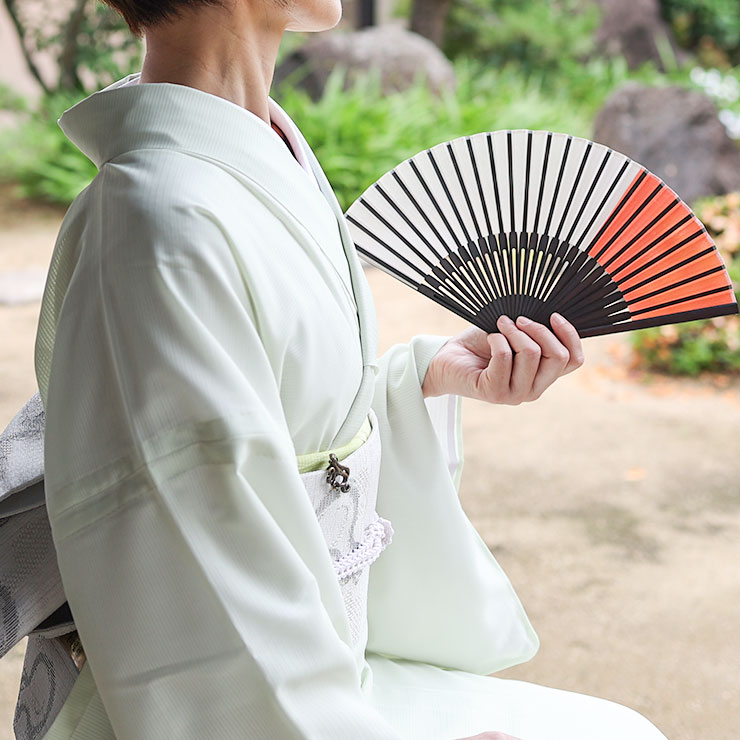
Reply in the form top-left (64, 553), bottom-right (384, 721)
top-left (48, 409), bottom-right (294, 539)
top-left (103, 147), bottom-right (327, 249)
top-left (97, 147), bottom-right (268, 216)
top-left (103, 146), bottom-right (276, 205)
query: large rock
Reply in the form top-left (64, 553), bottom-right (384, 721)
top-left (592, 0), bottom-right (680, 70)
top-left (593, 83), bottom-right (740, 204)
top-left (274, 25), bottom-right (456, 100)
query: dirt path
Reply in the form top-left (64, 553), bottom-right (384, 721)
top-left (0, 203), bottom-right (738, 740)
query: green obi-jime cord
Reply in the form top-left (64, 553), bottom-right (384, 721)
top-left (295, 416), bottom-right (372, 474)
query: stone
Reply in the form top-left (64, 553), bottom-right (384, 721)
top-left (592, 0), bottom-right (681, 70)
top-left (593, 83), bottom-right (740, 204)
top-left (274, 24), bottom-right (456, 100)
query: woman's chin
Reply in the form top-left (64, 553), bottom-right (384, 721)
top-left (285, 2), bottom-right (342, 33)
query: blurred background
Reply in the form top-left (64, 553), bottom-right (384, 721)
top-left (1, 0), bottom-right (739, 738)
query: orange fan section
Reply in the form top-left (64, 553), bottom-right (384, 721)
top-left (589, 170), bottom-right (735, 320)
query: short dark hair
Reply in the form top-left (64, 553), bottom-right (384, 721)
top-left (103, 0), bottom-right (224, 37)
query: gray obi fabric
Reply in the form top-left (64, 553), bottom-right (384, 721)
top-left (1, 394), bottom-right (390, 739)
top-left (1, 393), bottom-right (78, 739)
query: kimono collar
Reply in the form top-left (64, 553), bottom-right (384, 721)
top-left (58, 75), bottom-right (380, 445)
top-left (58, 73), bottom-right (314, 184)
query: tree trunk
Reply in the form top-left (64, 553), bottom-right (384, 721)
top-left (409, 0), bottom-right (453, 47)
top-left (357, 0), bottom-right (375, 27)
top-left (2, 0), bottom-right (50, 95)
top-left (58, 0), bottom-right (89, 92)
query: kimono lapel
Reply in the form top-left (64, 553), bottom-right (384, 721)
top-left (267, 97), bottom-right (378, 366)
top-left (303, 145), bottom-right (381, 447)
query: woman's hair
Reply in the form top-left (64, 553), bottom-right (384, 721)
top-left (103, 0), bottom-right (225, 36)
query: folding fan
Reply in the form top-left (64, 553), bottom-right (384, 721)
top-left (345, 130), bottom-right (739, 337)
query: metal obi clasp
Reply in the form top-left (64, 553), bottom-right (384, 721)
top-left (58, 630), bottom-right (87, 671)
top-left (326, 454), bottom-right (351, 492)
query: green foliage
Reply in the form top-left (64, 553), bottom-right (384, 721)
top-left (0, 92), bottom-right (96, 204)
top-left (631, 193), bottom-right (740, 375)
top-left (443, 0), bottom-right (600, 75)
top-left (441, 0), bottom-right (740, 71)
top-left (275, 47), bottom-right (718, 212)
top-left (543, 54), bottom-right (668, 113)
top-left (69, 3), bottom-right (143, 92)
top-left (2, 48), bottom-right (717, 211)
top-left (277, 31), bottom-right (310, 68)
top-left (0, 0), bottom-right (141, 201)
top-left (631, 319), bottom-right (740, 375)
top-left (4, 0), bottom-right (141, 95)
top-left (275, 59), bottom-right (592, 211)
top-left (0, 58), bottom-right (592, 209)
top-left (660, 0), bottom-right (740, 66)
top-left (0, 83), bottom-right (28, 113)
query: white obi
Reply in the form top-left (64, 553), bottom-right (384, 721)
top-left (299, 410), bottom-right (392, 664)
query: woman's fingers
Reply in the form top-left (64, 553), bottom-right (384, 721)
top-left (492, 314), bottom-right (584, 403)
top-left (549, 312), bottom-right (585, 375)
top-left (496, 315), bottom-right (542, 402)
top-left (424, 314), bottom-right (585, 402)
top-left (478, 331), bottom-right (513, 401)
top-left (514, 315), bottom-right (571, 399)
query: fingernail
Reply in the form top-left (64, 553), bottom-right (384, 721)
top-left (551, 312), bottom-right (565, 326)
top-left (497, 315), bottom-right (514, 328)
top-left (516, 316), bottom-right (531, 326)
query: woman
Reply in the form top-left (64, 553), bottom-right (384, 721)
top-left (32, 0), bottom-right (670, 736)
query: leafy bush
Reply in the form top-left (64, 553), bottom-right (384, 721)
top-left (280, 47), bottom-right (723, 209)
top-left (0, 92), bottom-right (96, 204)
top-left (443, 0), bottom-right (600, 75)
top-left (3, 0), bottom-right (142, 95)
top-left (660, 0), bottom-right (740, 66)
top-left (688, 66), bottom-right (740, 139)
top-left (630, 193), bottom-right (740, 375)
top-left (1, 59), bottom-right (593, 209)
top-left (275, 59), bottom-right (593, 211)
top-left (2, 29), bottom-right (737, 219)
top-left (0, 82), bottom-right (27, 113)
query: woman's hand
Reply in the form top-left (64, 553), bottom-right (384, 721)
top-left (422, 313), bottom-right (584, 402)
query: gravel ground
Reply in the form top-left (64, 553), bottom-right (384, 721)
top-left (1, 199), bottom-right (738, 740)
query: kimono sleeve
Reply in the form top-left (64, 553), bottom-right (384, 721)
top-left (40, 205), bottom-right (402, 739)
top-left (367, 336), bottom-right (540, 675)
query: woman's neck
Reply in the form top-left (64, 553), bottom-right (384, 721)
top-left (139, 3), bottom-right (285, 125)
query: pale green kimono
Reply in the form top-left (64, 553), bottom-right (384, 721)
top-left (32, 74), bottom-right (668, 739)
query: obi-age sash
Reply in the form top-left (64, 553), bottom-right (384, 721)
top-left (1, 392), bottom-right (388, 740)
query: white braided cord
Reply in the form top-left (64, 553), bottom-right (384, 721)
top-left (333, 517), bottom-right (393, 581)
